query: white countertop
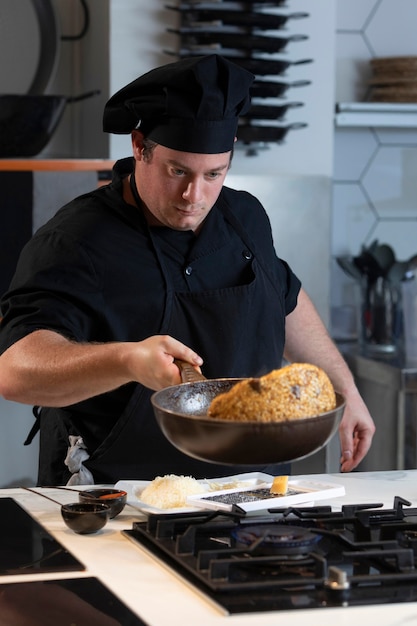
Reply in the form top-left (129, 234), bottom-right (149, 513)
top-left (2, 471), bottom-right (417, 626)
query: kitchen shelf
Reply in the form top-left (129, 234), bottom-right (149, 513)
top-left (0, 159), bottom-right (114, 171)
top-left (335, 102), bottom-right (417, 128)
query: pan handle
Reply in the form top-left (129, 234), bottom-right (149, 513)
top-left (66, 90), bottom-right (101, 104)
top-left (174, 359), bottom-right (207, 383)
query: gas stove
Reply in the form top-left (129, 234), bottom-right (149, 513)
top-left (123, 496), bottom-right (417, 614)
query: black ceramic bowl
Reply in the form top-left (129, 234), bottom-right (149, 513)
top-left (79, 489), bottom-right (127, 519)
top-left (61, 502), bottom-right (110, 534)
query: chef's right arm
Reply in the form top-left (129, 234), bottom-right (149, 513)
top-left (0, 330), bottom-right (203, 407)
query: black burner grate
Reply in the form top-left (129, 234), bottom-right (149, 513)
top-left (123, 497), bottom-right (417, 614)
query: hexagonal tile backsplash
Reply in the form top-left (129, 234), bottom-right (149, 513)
top-left (332, 0), bottom-right (417, 313)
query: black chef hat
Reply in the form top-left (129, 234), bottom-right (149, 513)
top-left (103, 55), bottom-right (254, 153)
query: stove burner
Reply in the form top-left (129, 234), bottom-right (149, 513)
top-left (232, 524), bottom-right (321, 556)
top-left (123, 497), bottom-right (417, 614)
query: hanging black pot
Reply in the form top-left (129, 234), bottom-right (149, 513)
top-left (0, 91), bottom-right (100, 158)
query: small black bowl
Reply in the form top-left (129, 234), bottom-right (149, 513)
top-left (61, 502), bottom-right (110, 534)
top-left (79, 488), bottom-right (127, 519)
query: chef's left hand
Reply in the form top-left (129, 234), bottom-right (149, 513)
top-left (338, 390), bottom-right (376, 471)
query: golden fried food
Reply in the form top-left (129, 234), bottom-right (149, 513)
top-left (270, 475), bottom-right (289, 495)
top-left (207, 363), bottom-right (336, 423)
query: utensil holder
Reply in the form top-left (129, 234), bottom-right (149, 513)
top-left (360, 276), bottom-right (402, 354)
top-left (401, 273), bottom-right (417, 363)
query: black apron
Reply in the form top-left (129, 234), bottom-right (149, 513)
top-left (80, 197), bottom-right (291, 483)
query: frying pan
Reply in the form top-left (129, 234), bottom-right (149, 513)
top-left (237, 122), bottom-right (308, 144)
top-left (171, 30), bottom-right (308, 54)
top-left (168, 8), bottom-right (310, 31)
top-left (250, 80), bottom-right (312, 98)
top-left (0, 90), bottom-right (100, 157)
top-left (244, 102), bottom-right (304, 121)
top-left (151, 362), bottom-right (345, 465)
top-left (166, 52), bottom-right (313, 76)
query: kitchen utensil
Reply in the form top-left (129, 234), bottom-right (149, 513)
top-left (353, 241), bottom-right (397, 280)
top-left (78, 489), bottom-right (127, 519)
top-left (151, 362), bottom-right (345, 465)
top-left (250, 79), bottom-right (311, 98)
top-left (336, 255), bottom-right (362, 280)
top-left (237, 123), bottom-right (308, 144)
top-left (172, 30), bottom-right (308, 53)
top-left (244, 102), bottom-right (304, 120)
top-left (0, 90), bottom-right (100, 157)
top-left (407, 253), bottom-right (417, 273)
top-left (167, 7), bottom-right (309, 31)
top-left (387, 260), bottom-right (408, 284)
top-left (165, 52), bottom-right (313, 76)
top-left (1, 0), bottom-right (60, 95)
top-left (353, 249), bottom-right (383, 281)
top-left (21, 487), bottom-right (110, 534)
top-left (369, 243), bottom-right (396, 276)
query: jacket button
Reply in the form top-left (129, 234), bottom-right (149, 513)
top-left (184, 265), bottom-right (193, 276)
top-left (243, 249), bottom-right (252, 260)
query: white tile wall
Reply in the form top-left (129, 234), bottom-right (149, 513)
top-left (332, 0), bottom-right (417, 311)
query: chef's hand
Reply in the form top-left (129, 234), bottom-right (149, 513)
top-left (338, 390), bottom-right (376, 472)
top-left (130, 335), bottom-right (203, 391)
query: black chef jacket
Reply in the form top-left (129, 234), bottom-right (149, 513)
top-left (0, 157), bottom-right (301, 485)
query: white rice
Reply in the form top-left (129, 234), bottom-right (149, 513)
top-left (139, 474), bottom-right (204, 509)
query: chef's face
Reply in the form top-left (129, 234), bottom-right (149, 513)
top-left (132, 131), bottom-right (231, 233)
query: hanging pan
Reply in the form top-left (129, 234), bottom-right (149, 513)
top-left (164, 52), bottom-right (313, 76)
top-left (250, 80), bottom-right (311, 99)
top-left (172, 30), bottom-right (308, 54)
top-left (237, 122), bottom-right (308, 144)
top-left (0, 90), bottom-right (100, 157)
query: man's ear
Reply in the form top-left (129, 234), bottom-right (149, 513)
top-left (131, 130), bottom-right (145, 158)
